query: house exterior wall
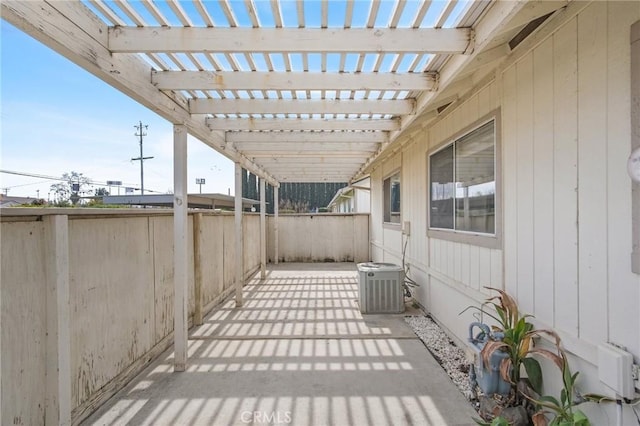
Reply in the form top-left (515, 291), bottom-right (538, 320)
top-left (332, 189), bottom-right (370, 213)
top-left (371, 152), bottom-right (403, 264)
top-left (336, 197), bottom-right (353, 213)
top-left (371, 2), bottom-right (640, 422)
top-left (354, 188), bottom-right (371, 214)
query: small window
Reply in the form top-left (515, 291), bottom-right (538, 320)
top-left (429, 120), bottom-right (496, 235)
top-left (384, 171), bottom-right (401, 224)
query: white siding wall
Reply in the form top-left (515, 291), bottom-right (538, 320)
top-left (502, 1), bottom-right (640, 357)
top-left (371, 152), bottom-right (403, 264)
top-left (372, 3), bottom-right (640, 421)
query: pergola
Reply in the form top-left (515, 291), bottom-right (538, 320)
top-left (2, 0), bottom-right (566, 396)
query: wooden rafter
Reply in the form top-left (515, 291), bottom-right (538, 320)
top-left (152, 70), bottom-right (437, 91)
top-left (227, 131), bottom-right (388, 144)
top-left (189, 98), bottom-right (415, 115)
top-left (108, 27), bottom-right (473, 54)
top-left (206, 117), bottom-right (400, 131)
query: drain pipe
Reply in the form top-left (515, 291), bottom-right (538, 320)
top-left (616, 399), bottom-right (623, 426)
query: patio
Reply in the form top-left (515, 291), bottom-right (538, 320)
top-left (83, 263), bottom-right (477, 426)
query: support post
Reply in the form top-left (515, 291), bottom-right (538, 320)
top-left (173, 124), bottom-right (188, 372)
top-left (235, 162), bottom-right (244, 307)
top-left (193, 212), bottom-right (203, 326)
top-left (44, 215), bottom-right (71, 426)
top-left (632, 20), bottom-right (640, 273)
top-left (274, 185), bottom-right (279, 264)
top-left (260, 178), bottom-right (266, 279)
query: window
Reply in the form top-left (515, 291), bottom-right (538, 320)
top-left (429, 118), bottom-right (497, 241)
top-left (384, 171), bottom-right (401, 224)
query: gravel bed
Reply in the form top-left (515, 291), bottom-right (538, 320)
top-left (405, 315), bottom-right (475, 402)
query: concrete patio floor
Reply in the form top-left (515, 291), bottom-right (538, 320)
top-left (84, 263), bottom-right (477, 426)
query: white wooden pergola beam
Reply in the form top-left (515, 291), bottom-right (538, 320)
top-left (268, 172), bottom-right (361, 180)
top-left (234, 143), bottom-right (379, 152)
top-left (152, 70), bottom-right (436, 91)
top-left (227, 131), bottom-right (388, 144)
top-left (190, 99), bottom-right (414, 115)
top-left (1, 1), bottom-right (278, 188)
top-left (264, 165), bottom-right (362, 171)
top-left (109, 27), bottom-right (473, 54)
top-left (207, 117), bottom-right (400, 131)
top-left (500, 0), bottom-right (568, 33)
top-left (249, 151), bottom-right (373, 158)
top-left (256, 157), bottom-right (366, 165)
top-left (276, 175), bottom-right (354, 182)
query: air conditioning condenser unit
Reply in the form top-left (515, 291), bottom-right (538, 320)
top-left (357, 262), bottom-right (405, 314)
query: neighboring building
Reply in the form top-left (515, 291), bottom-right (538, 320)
top-left (0, 195), bottom-right (38, 207)
top-left (327, 177), bottom-right (370, 213)
top-left (102, 193), bottom-right (260, 210)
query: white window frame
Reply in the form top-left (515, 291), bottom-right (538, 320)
top-left (383, 170), bottom-right (401, 227)
top-left (427, 109), bottom-right (502, 249)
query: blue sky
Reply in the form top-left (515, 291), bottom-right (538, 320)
top-left (1, 21), bottom-right (236, 199)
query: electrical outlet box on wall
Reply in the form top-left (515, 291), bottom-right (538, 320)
top-left (597, 343), bottom-right (635, 399)
top-left (402, 221), bottom-right (411, 236)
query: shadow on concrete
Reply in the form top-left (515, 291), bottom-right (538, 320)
top-left (83, 263), bottom-right (476, 426)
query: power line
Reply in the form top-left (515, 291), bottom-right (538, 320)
top-left (132, 121), bottom-right (154, 195)
top-left (0, 169), bottom-right (64, 181)
top-left (0, 169), bottom-right (164, 194)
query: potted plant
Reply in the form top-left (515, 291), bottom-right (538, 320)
top-left (466, 288), bottom-right (610, 425)
top-left (465, 288), bottom-right (564, 424)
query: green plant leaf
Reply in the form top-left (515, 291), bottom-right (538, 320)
top-left (538, 395), bottom-right (562, 411)
top-left (491, 417), bottom-right (510, 426)
top-left (522, 357), bottom-right (543, 394)
top-left (562, 359), bottom-right (573, 391)
top-left (582, 393), bottom-right (615, 404)
top-left (573, 410), bottom-right (590, 426)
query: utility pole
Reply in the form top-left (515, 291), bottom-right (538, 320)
top-left (132, 121), bottom-right (154, 195)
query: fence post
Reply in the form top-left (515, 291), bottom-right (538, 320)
top-left (260, 179), bottom-right (267, 279)
top-left (193, 212), bottom-right (204, 325)
top-left (235, 162), bottom-right (244, 307)
top-left (44, 214), bottom-right (71, 425)
top-left (173, 124), bottom-right (188, 372)
top-left (274, 185), bottom-right (279, 265)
